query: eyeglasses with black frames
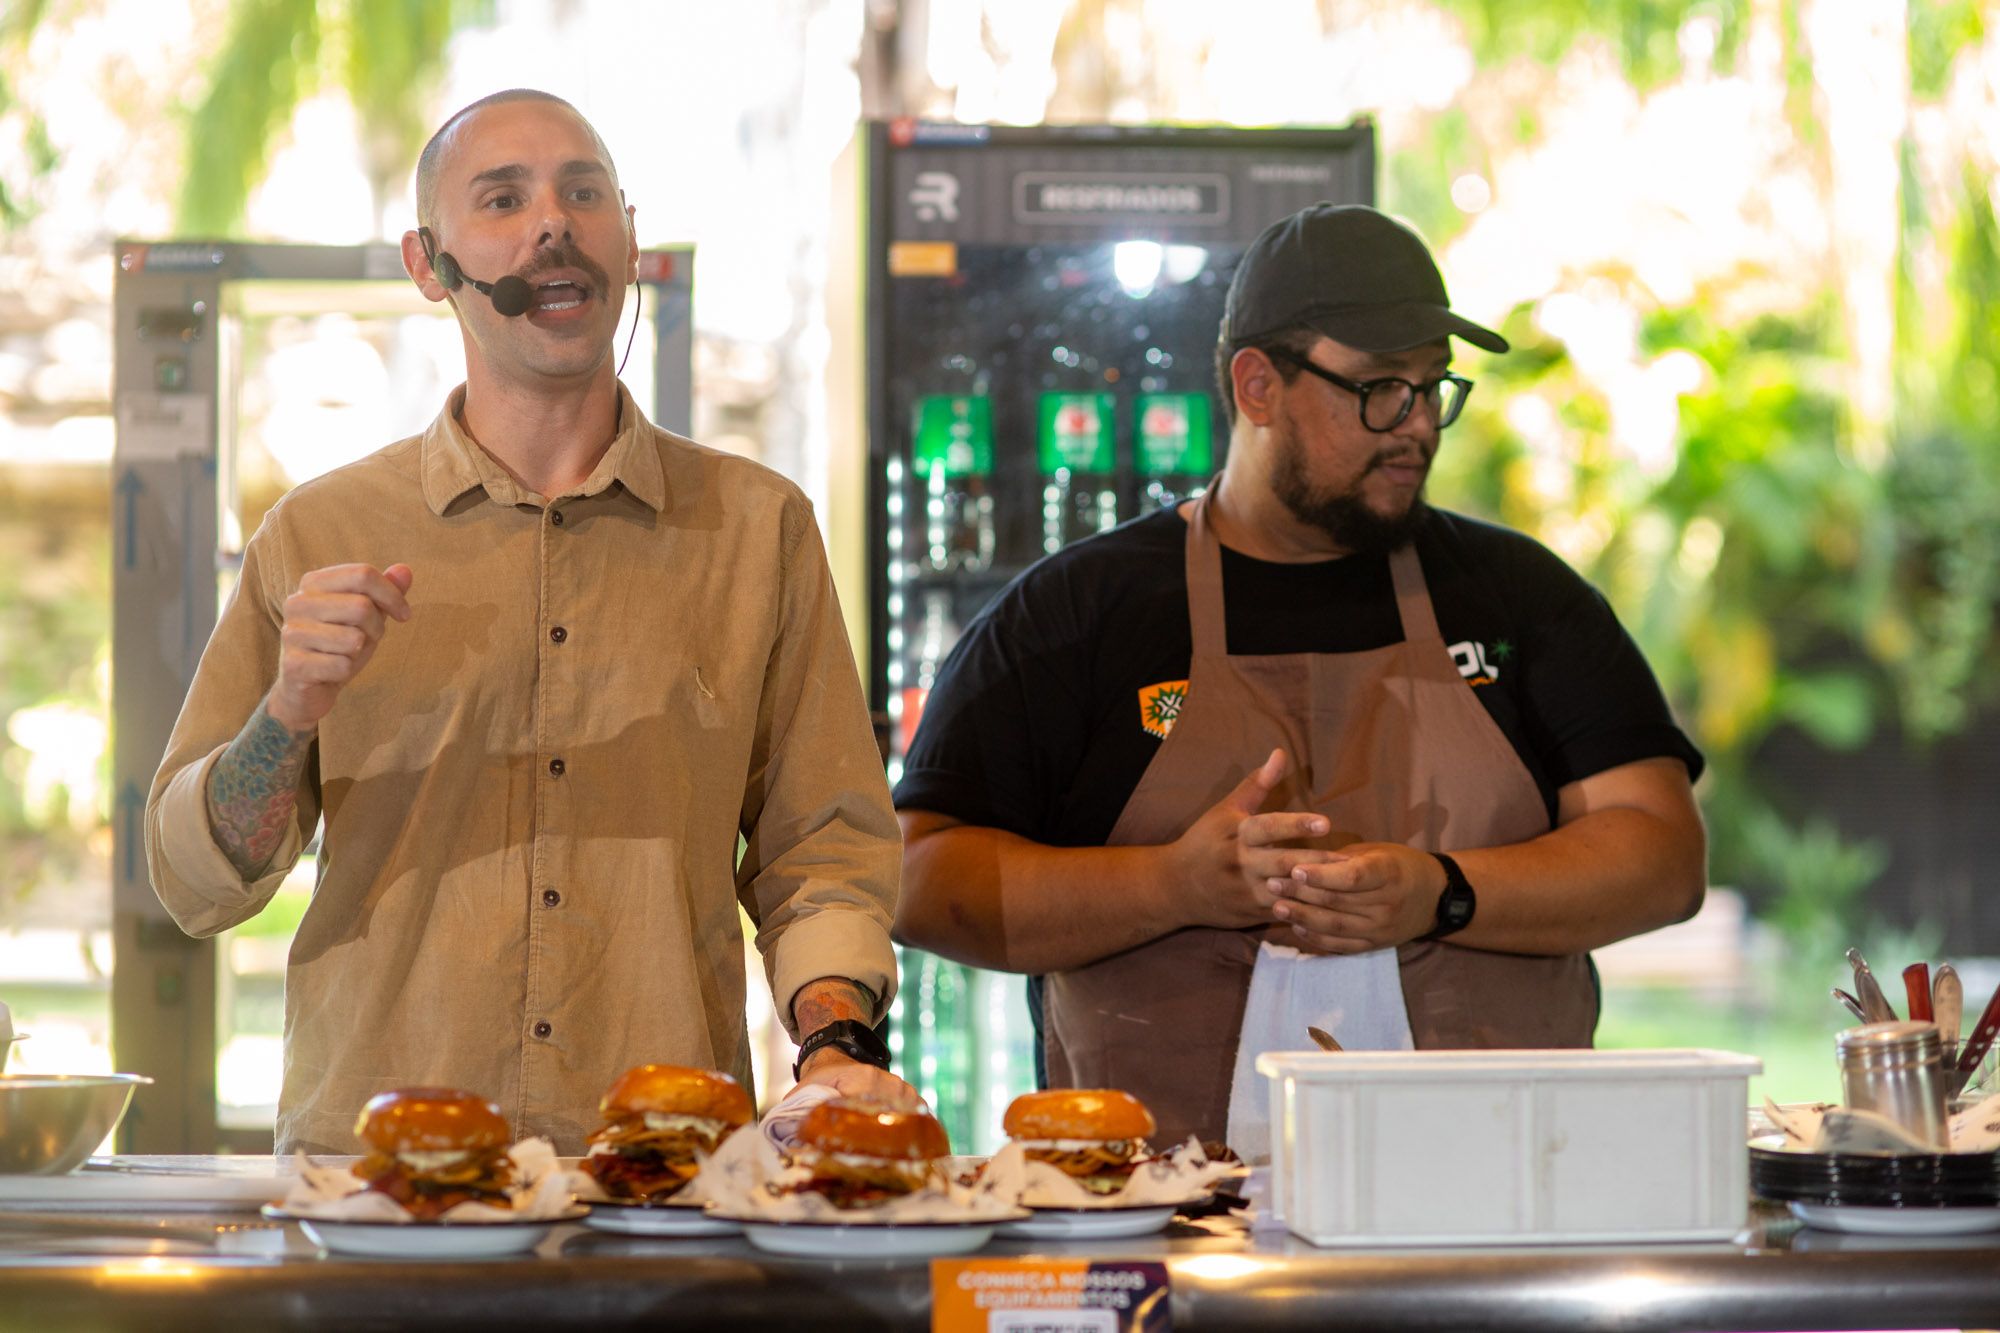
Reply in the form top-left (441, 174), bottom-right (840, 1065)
top-left (1270, 351), bottom-right (1474, 433)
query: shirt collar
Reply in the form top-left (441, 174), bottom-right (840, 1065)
top-left (419, 382), bottom-right (666, 515)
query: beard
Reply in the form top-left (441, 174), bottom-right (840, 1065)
top-left (1270, 416), bottom-right (1429, 556)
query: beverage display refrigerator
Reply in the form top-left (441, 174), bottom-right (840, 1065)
top-left (861, 120), bottom-right (1374, 1149)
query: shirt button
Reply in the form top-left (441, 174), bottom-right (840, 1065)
top-left (542, 888), bottom-right (561, 907)
top-left (532, 1020), bottom-right (552, 1039)
top-left (549, 626), bottom-right (567, 644)
top-left (548, 757), bottom-right (565, 777)
top-left (549, 509), bottom-right (565, 527)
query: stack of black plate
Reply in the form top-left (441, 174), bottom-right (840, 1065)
top-left (1750, 1135), bottom-right (2000, 1208)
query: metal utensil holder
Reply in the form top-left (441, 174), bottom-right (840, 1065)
top-left (1837, 1021), bottom-right (1950, 1149)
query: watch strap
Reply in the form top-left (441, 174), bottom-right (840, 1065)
top-left (1423, 852), bottom-right (1476, 940)
top-left (793, 1018), bottom-right (892, 1080)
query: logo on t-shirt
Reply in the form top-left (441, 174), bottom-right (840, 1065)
top-left (1449, 639), bottom-right (1511, 686)
top-left (1138, 680), bottom-right (1188, 739)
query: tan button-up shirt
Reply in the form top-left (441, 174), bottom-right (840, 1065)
top-left (147, 386), bottom-right (899, 1154)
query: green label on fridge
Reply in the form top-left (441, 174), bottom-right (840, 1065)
top-left (1136, 392), bottom-right (1213, 476)
top-left (912, 395), bottom-right (994, 478)
top-left (1038, 392), bottom-right (1116, 473)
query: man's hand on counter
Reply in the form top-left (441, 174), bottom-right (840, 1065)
top-left (788, 976), bottom-right (922, 1109)
top-left (793, 1048), bottom-right (924, 1110)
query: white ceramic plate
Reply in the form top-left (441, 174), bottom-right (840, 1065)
top-left (582, 1201), bottom-right (740, 1238)
top-left (1789, 1201), bottom-right (2000, 1236)
top-left (998, 1203), bottom-right (1179, 1240)
top-left (0, 1156), bottom-right (288, 1211)
top-left (715, 1213), bottom-right (1024, 1260)
top-left (261, 1204), bottom-right (587, 1258)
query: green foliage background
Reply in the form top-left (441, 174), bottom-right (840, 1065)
top-left (1390, 0), bottom-right (2000, 1014)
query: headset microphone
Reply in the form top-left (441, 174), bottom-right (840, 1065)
top-left (419, 227), bottom-right (636, 368)
top-left (422, 230), bottom-right (533, 317)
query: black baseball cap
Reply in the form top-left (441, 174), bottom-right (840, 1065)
top-left (1220, 203), bottom-right (1507, 354)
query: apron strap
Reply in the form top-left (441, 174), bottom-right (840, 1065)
top-left (1183, 487), bottom-right (1229, 661)
top-left (1388, 542), bottom-right (1442, 645)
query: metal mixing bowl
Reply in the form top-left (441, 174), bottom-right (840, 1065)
top-left (0, 1074), bottom-right (153, 1174)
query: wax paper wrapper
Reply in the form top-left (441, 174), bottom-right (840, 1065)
top-left (1761, 1094), bottom-right (2000, 1155)
top-left (277, 1138), bottom-right (577, 1221)
top-left (694, 1120), bottom-right (1023, 1223)
top-left (978, 1136), bottom-right (1239, 1209)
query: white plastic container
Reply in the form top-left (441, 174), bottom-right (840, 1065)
top-left (1253, 1048), bottom-right (1763, 1247)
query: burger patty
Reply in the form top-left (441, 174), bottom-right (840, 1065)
top-left (582, 1119), bottom-right (731, 1202)
top-left (354, 1145), bottom-right (515, 1220)
top-left (782, 1151), bottom-right (940, 1210)
top-left (1024, 1142), bottom-right (1145, 1195)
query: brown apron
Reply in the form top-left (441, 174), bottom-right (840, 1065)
top-left (1042, 489), bottom-right (1597, 1148)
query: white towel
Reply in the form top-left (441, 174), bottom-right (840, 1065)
top-left (1223, 943), bottom-right (1413, 1164)
top-left (760, 1080), bottom-right (843, 1149)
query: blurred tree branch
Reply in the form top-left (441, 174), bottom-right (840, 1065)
top-left (0, 0), bottom-right (59, 228)
top-left (176, 0), bottom-right (494, 239)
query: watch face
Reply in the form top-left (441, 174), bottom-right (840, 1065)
top-left (843, 1022), bottom-right (892, 1065)
top-left (1429, 855), bottom-right (1474, 937)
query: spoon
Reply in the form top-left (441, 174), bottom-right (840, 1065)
top-left (1831, 988), bottom-right (1868, 1024)
top-left (1306, 1026), bottom-right (1343, 1052)
top-left (1846, 948), bottom-right (1898, 1023)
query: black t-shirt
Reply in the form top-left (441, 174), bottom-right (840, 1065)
top-left (893, 504), bottom-right (1703, 841)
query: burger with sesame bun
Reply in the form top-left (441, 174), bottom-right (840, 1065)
top-left (1003, 1089), bottom-right (1156, 1196)
top-left (582, 1064), bottom-right (754, 1203)
top-left (351, 1087), bottom-right (516, 1220)
top-left (783, 1099), bottom-right (951, 1210)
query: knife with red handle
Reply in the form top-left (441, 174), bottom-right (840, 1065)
top-left (1905, 963), bottom-right (1933, 1023)
top-left (1953, 981), bottom-right (2000, 1092)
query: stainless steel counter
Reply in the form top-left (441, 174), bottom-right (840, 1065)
top-left (2, 1172), bottom-right (1997, 1331)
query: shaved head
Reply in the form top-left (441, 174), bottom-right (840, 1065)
top-left (415, 89), bottom-right (620, 233)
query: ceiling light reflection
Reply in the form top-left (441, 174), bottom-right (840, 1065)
top-left (1175, 1254), bottom-right (1269, 1283)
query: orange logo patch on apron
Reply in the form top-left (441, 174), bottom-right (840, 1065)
top-left (1138, 680), bottom-right (1189, 739)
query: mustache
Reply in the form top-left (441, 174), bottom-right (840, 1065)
top-left (516, 242), bottom-right (611, 294)
top-left (1366, 447), bottom-right (1431, 472)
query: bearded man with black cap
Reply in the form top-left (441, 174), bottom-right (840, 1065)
top-left (893, 204), bottom-right (1707, 1158)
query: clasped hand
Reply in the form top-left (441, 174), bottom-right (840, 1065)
top-left (1167, 748), bottom-right (1445, 954)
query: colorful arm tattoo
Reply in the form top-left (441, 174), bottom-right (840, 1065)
top-left (204, 699), bottom-right (315, 880)
top-left (792, 976), bottom-right (878, 1035)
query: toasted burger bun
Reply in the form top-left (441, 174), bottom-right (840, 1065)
top-left (354, 1087), bottom-right (510, 1155)
top-left (599, 1064), bottom-right (754, 1126)
top-left (786, 1100), bottom-right (949, 1209)
top-left (1003, 1089), bottom-right (1156, 1143)
top-left (352, 1088), bottom-right (515, 1219)
top-left (583, 1065), bottom-right (752, 1203)
top-left (797, 1100), bottom-right (950, 1162)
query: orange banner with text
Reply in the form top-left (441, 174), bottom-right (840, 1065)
top-left (931, 1259), bottom-right (1170, 1333)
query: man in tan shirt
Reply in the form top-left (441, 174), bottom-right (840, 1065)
top-left (147, 89), bottom-right (913, 1154)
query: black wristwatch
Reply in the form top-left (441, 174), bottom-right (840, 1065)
top-left (1423, 852), bottom-right (1476, 940)
top-left (793, 1018), bottom-right (892, 1080)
